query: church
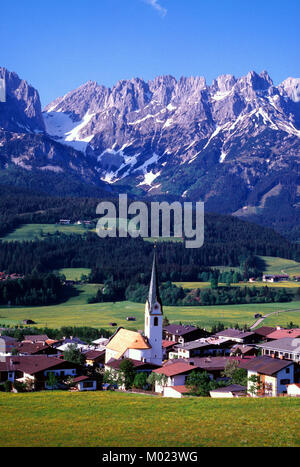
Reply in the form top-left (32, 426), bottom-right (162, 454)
top-left (105, 250), bottom-right (163, 366)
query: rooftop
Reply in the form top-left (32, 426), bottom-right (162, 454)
top-left (106, 328), bottom-right (151, 359)
top-left (253, 326), bottom-right (276, 337)
top-left (258, 337), bottom-right (300, 353)
top-left (164, 324), bottom-right (198, 336)
top-left (214, 329), bottom-right (255, 339)
top-left (239, 355), bottom-right (293, 376)
top-left (266, 328), bottom-right (300, 340)
top-left (210, 384), bottom-right (247, 393)
top-left (153, 362), bottom-right (196, 377)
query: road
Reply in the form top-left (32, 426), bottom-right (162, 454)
top-left (250, 308), bottom-right (300, 329)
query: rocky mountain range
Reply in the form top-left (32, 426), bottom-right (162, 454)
top-left (0, 67), bottom-right (300, 236)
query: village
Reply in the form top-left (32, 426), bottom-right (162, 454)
top-left (0, 251), bottom-right (300, 399)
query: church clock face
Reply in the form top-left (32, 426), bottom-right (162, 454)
top-left (153, 302), bottom-right (160, 313)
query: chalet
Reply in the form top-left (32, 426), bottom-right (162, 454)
top-left (105, 358), bottom-right (159, 375)
top-left (152, 361), bottom-right (198, 393)
top-left (92, 337), bottom-right (109, 350)
top-left (0, 355), bottom-right (80, 390)
top-left (184, 356), bottom-right (248, 381)
top-left (84, 349), bottom-right (105, 367)
top-left (0, 336), bottom-right (18, 354)
top-left (163, 324), bottom-right (209, 344)
top-left (59, 219), bottom-right (71, 225)
top-left (230, 344), bottom-right (258, 358)
top-left (209, 384), bottom-right (247, 398)
top-left (23, 335), bottom-right (49, 344)
top-left (72, 375), bottom-right (97, 391)
top-left (16, 342), bottom-right (58, 356)
top-left (174, 336), bottom-right (234, 359)
top-left (213, 328), bottom-right (259, 344)
top-left (257, 337), bottom-right (300, 363)
top-left (265, 327), bottom-right (300, 341)
top-left (240, 355), bottom-right (295, 396)
top-left (253, 326), bottom-right (276, 342)
top-left (262, 274), bottom-right (289, 282)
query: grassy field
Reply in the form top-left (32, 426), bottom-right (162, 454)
top-left (1, 286), bottom-right (300, 330)
top-left (174, 281), bottom-right (300, 289)
top-left (0, 392), bottom-right (299, 447)
top-left (260, 256), bottom-right (300, 276)
top-left (58, 268), bottom-right (92, 281)
top-left (1, 223), bottom-right (92, 242)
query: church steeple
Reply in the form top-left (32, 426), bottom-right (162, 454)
top-left (147, 248), bottom-right (162, 313)
top-left (144, 246), bottom-right (163, 365)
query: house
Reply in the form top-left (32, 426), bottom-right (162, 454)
top-left (264, 327), bottom-right (300, 341)
top-left (230, 344), bottom-right (258, 358)
top-left (0, 336), bottom-right (18, 354)
top-left (152, 361), bottom-right (198, 393)
top-left (55, 337), bottom-right (88, 352)
top-left (257, 337), bottom-right (300, 364)
top-left (239, 356), bottom-right (295, 396)
top-left (287, 383), bottom-right (300, 396)
top-left (175, 336), bottom-right (234, 359)
top-left (16, 341), bottom-right (58, 356)
top-left (209, 384), bottom-right (247, 398)
top-left (162, 340), bottom-right (176, 359)
top-left (105, 251), bottom-right (163, 366)
top-left (0, 355), bottom-right (80, 390)
top-left (184, 356), bottom-right (249, 381)
top-left (92, 337), bottom-right (109, 350)
top-left (23, 335), bottom-right (49, 344)
top-left (105, 357), bottom-right (159, 376)
top-left (163, 385), bottom-right (192, 398)
top-left (213, 328), bottom-right (259, 344)
top-left (72, 375), bottom-right (97, 391)
top-left (262, 274), bottom-right (289, 282)
top-left (163, 324), bottom-right (209, 344)
top-left (23, 319), bottom-right (36, 325)
top-left (59, 219), bottom-right (71, 225)
top-left (84, 349), bottom-right (105, 367)
top-left (253, 326), bottom-right (276, 342)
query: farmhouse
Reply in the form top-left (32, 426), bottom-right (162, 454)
top-left (163, 324), bottom-right (209, 344)
top-left (213, 328), bottom-right (259, 344)
top-left (174, 336), bottom-right (234, 359)
top-left (0, 355), bottom-right (80, 390)
top-left (262, 274), bottom-right (289, 282)
top-left (152, 361), bottom-right (197, 393)
top-left (265, 327), bottom-right (300, 341)
top-left (253, 326), bottom-right (276, 342)
top-left (240, 355), bottom-right (295, 396)
top-left (257, 337), bottom-right (300, 362)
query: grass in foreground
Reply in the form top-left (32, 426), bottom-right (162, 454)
top-left (0, 392), bottom-right (299, 447)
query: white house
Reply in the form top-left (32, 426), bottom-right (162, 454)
top-left (240, 356), bottom-right (295, 396)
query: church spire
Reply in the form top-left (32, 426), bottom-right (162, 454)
top-left (148, 247), bottom-right (162, 313)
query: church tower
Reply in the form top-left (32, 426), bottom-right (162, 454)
top-left (144, 248), bottom-right (163, 365)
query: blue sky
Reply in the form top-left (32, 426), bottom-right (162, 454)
top-left (2, 0), bottom-right (300, 106)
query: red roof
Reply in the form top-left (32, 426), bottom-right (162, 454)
top-left (169, 385), bottom-right (191, 394)
top-left (162, 340), bottom-right (175, 348)
top-left (267, 328), bottom-right (300, 340)
top-left (73, 376), bottom-right (91, 383)
top-left (153, 362), bottom-right (195, 377)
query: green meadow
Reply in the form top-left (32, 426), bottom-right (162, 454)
top-left (1, 223), bottom-right (92, 241)
top-left (0, 392), bottom-right (299, 447)
top-left (259, 255), bottom-right (300, 276)
top-left (0, 282), bottom-right (300, 330)
top-left (58, 268), bottom-right (92, 281)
